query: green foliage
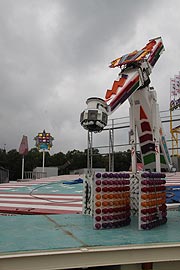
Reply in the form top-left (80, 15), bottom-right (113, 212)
top-left (66, 149), bottom-right (87, 172)
top-left (0, 147), bottom-right (132, 180)
top-left (6, 149), bottom-right (22, 180)
top-left (114, 151), bottom-right (131, 171)
top-left (0, 149), bottom-right (8, 168)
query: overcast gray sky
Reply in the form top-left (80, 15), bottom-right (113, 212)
top-left (0, 0), bottom-right (179, 154)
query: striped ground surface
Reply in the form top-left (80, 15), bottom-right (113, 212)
top-left (0, 175), bottom-right (83, 215)
top-left (0, 173), bottom-right (180, 215)
top-left (165, 172), bottom-right (180, 186)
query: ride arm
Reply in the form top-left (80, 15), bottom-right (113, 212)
top-left (106, 36), bottom-right (164, 115)
top-left (80, 37), bottom-right (164, 133)
top-left (105, 61), bottom-right (151, 114)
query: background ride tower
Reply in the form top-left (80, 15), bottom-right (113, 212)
top-left (34, 130), bottom-right (54, 173)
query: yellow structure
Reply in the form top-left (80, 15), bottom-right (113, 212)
top-left (170, 75), bottom-right (180, 157)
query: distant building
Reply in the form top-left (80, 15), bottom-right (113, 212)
top-left (70, 168), bottom-right (106, 175)
top-left (33, 167), bottom-right (58, 178)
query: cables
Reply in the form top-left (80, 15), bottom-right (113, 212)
top-left (29, 181), bottom-right (83, 204)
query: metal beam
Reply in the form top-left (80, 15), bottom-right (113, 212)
top-left (1, 244), bottom-right (180, 270)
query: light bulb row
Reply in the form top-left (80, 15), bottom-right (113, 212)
top-left (140, 174), bottom-right (167, 230)
top-left (94, 173), bottom-right (131, 230)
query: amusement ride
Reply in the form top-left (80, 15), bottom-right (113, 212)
top-left (80, 37), bottom-right (172, 230)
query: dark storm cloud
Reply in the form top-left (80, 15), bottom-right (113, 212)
top-left (54, 0), bottom-right (155, 69)
top-left (0, 0), bottom-right (178, 154)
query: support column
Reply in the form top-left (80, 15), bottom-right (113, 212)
top-left (129, 96), bottom-right (137, 173)
top-left (42, 150), bottom-right (45, 173)
top-left (87, 131), bottom-right (93, 175)
top-left (83, 131), bottom-right (94, 216)
top-left (152, 95), bottom-right (161, 172)
top-left (109, 119), bottom-right (114, 172)
top-left (21, 156), bottom-right (24, 180)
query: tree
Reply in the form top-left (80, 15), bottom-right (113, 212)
top-left (6, 149), bottom-right (22, 180)
top-left (114, 150), bottom-right (131, 171)
top-left (25, 148), bottom-right (42, 171)
top-left (48, 152), bottom-right (66, 167)
top-left (66, 149), bottom-right (87, 172)
top-left (91, 148), bottom-right (106, 168)
top-left (0, 146), bottom-right (134, 180)
top-left (0, 149), bottom-right (8, 168)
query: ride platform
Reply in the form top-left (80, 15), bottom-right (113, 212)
top-left (0, 174), bottom-right (180, 270)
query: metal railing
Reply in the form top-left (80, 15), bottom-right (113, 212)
top-left (24, 171), bottom-right (47, 180)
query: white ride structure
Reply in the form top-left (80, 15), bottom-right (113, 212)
top-left (80, 37), bottom-right (172, 173)
top-left (80, 37), bottom-right (172, 230)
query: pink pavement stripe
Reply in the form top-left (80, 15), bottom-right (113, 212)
top-left (0, 192), bottom-right (82, 196)
top-left (0, 202), bottom-right (82, 211)
top-left (0, 199), bottom-right (82, 207)
top-left (0, 194), bottom-right (82, 199)
top-left (0, 206), bottom-right (82, 215)
top-left (166, 184), bottom-right (180, 186)
top-left (0, 183), bottom-right (61, 187)
top-left (0, 175), bottom-right (84, 214)
top-left (0, 193), bottom-right (83, 215)
top-left (0, 188), bottom-right (13, 190)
